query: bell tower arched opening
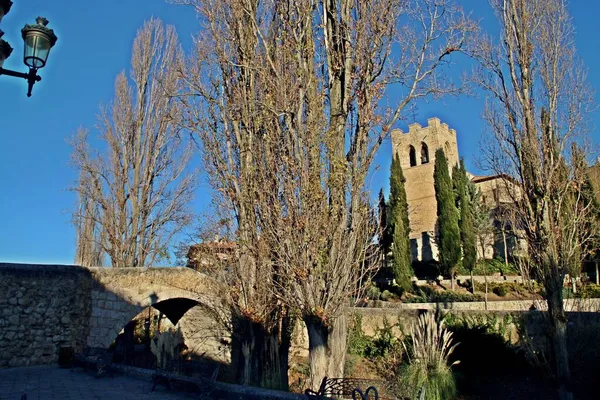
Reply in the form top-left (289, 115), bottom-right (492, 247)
top-left (409, 145), bottom-right (417, 167)
top-left (420, 142), bottom-right (429, 164)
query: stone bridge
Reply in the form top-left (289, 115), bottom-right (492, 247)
top-left (0, 263), bottom-right (225, 368)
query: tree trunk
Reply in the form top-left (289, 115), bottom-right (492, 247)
top-left (305, 317), bottom-right (329, 391)
top-left (231, 315), bottom-right (291, 390)
top-left (450, 272), bottom-right (455, 291)
top-left (470, 270), bottom-right (475, 294)
top-left (304, 313), bottom-right (348, 391)
top-left (327, 313), bottom-right (347, 379)
top-left (595, 261), bottom-right (599, 285)
top-left (547, 277), bottom-right (573, 400)
top-left (502, 229), bottom-right (509, 268)
top-left (483, 263), bottom-right (488, 311)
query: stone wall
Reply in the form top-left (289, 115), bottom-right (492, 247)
top-left (290, 301), bottom-right (600, 359)
top-left (177, 304), bottom-right (231, 364)
top-left (414, 274), bottom-right (526, 287)
top-left (0, 264), bottom-right (93, 368)
top-left (363, 298), bottom-right (600, 312)
top-left (0, 263), bottom-right (222, 369)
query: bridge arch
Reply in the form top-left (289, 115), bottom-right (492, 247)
top-left (85, 267), bottom-right (224, 350)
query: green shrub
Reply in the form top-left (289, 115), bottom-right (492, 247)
top-left (347, 314), bottom-right (371, 356)
top-left (365, 281), bottom-right (381, 300)
top-left (492, 285), bottom-right (508, 297)
top-left (348, 314), bottom-right (401, 360)
top-left (581, 284), bottom-right (600, 298)
top-left (460, 258), bottom-right (520, 276)
top-left (405, 286), bottom-right (483, 303)
top-left (381, 289), bottom-right (399, 301)
top-left (473, 281), bottom-right (535, 296)
top-left (364, 317), bottom-right (398, 359)
top-left (400, 312), bottom-right (458, 400)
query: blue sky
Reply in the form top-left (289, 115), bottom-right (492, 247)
top-left (0, 0), bottom-right (598, 265)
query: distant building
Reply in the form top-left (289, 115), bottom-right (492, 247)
top-left (186, 240), bottom-right (236, 272)
top-left (391, 118), bottom-right (522, 262)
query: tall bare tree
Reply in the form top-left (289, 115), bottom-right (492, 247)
top-left (180, 0), bottom-right (474, 389)
top-left (74, 172), bottom-right (104, 267)
top-left (471, 1), bottom-right (596, 398)
top-left (71, 19), bottom-right (196, 268)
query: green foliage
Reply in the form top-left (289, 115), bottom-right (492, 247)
top-left (365, 281), bottom-right (382, 300)
top-left (388, 155), bottom-right (414, 291)
top-left (443, 312), bottom-right (519, 342)
top-left (406, 286), bottom-right (483, 303)
top-left (470, 188), bottom-right (493, 259)
top-left (459, 258), bottom-right (520, 276)
top-left (402, 363), bottom-right (457, 400)
top-left (434, 149), bottom-right (461, 279)
top-left (580, 283), bottom-right (600, 298)
top-left (473, 281), bottom-right (536, 296)
top-left (381, 289), bottom-right (399, 302)
top-left (453, 160), bottom-right (477, 274)
top-left (364, 317), bottom-right (399, 359)
top-left (347, 314), bottom-right (401, 360)
top-left (347, 313), bottom-right (372, 356)
top-left (400, 312), bottom-right (458, 400)
top-left (492, 285), bottom-right (508, 297)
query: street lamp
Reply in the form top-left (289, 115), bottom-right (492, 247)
top-left (0, 14), bottom-right (58, 97)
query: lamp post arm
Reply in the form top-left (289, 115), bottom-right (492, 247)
top-left (0, 67), bottom-right (29, 79)
top-left (0, 67), bottom-right (42, 97)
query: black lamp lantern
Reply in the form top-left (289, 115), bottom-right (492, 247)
top-left (0, 0), bottom-right (13, 24)
top-left (0, 13), bottom-right (58, 97)
top-left (21, 17), bottom-right (57, 69)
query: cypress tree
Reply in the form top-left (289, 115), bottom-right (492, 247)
top-left (378, 188), bottom-right (391, 257)
top-left (388, 155), bottom-right (413, 291)
top-left (453, 160), bottom-right (477, 293)
top-left (434, 148), bottom-right (461, 290)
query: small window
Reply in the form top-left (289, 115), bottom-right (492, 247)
top-left (421, 142), bottom-right (429, 164)
top-left (409, 146), bottom-right (417, 167)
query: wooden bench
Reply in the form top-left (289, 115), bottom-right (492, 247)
top-left (305, 377), bottom-right (389, 399)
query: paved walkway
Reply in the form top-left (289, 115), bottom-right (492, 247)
top-left (0, 366), bottom-right (194, 400)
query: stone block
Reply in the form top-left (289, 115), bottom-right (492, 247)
top-left (17, 294), bottom-right (31, 306)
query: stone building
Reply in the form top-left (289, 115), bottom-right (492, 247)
top-left (391, 117), bottom-right (521, 262)
top-left (186, 240), bottom-right (236, 272)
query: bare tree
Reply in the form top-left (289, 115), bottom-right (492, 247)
top-left (73, 172), bottom-right (104, 267)
top-left (179, 0), bottom-right (474, 390)
top-left (71, 19), bottom-right (196, 268)
top-left (471, 1), bottom-right (597, 398)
